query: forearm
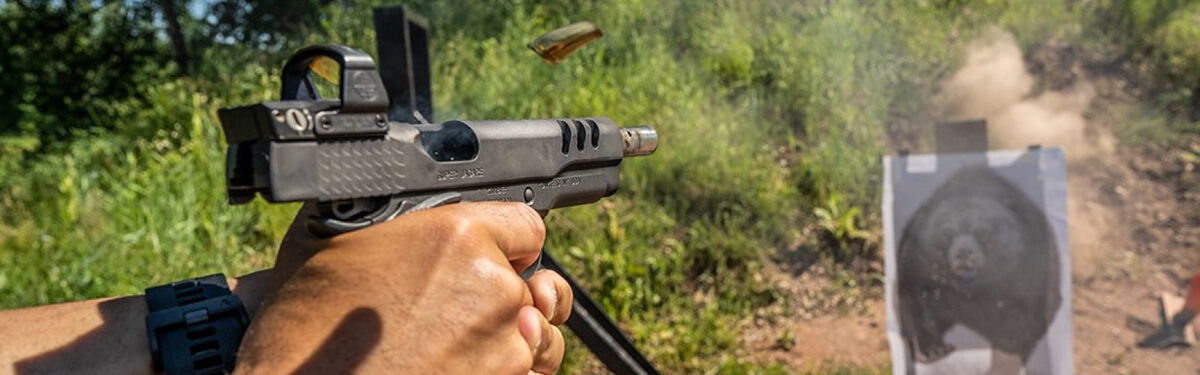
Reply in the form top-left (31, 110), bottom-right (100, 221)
top-left (0, 270), bottom-right (271, 375)
top-left (0, 293), bottom-right (151, 374)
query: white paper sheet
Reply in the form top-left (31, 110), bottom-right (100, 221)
top-left (883, 148), bottom-right (1072, 375)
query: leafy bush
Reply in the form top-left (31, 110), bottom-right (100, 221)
top-left (1096, 0), bottom-right (1200, 123)
top-left (0, 79), bottom-right (295, 303)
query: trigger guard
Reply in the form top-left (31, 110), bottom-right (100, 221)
top-left (390, 192), bottom-right (462, 218)
top-left (307, 195), bottom-right (406, 237)
top-left (307, 193), bottom-right (464, 237)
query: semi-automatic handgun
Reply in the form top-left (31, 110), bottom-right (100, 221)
top-left (216, 45), bottom-right (657, 236)
top-left (217, 39), bottom-right (663, 374)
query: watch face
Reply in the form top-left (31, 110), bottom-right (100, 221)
top-left (897, 166), bottom-right (1061, 366)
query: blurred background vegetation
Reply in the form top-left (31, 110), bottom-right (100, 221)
top-left (1, 0), bottom-right (1198, 373)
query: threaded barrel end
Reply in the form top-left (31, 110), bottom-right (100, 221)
top-left (620, 126), bottom-right (658, 157)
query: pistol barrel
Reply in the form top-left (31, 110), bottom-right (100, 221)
top-left (620, 126), bottom-right (658, 157)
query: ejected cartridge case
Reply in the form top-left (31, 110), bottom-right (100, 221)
top-left (528, 21), bottom-right (604, 64)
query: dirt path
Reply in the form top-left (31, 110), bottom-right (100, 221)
top-left (747, 138), bottom-right (1199, 374)
top-left (747, 34), bottom-right (1200, 374)
top-left (1069, 145), bottom-right (1200, 374)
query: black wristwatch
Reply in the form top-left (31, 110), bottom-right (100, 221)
top-left (145, 274), bottom-right (249, 375)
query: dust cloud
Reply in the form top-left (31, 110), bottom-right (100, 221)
top-left (930, 25), bottom-right (1149, 310)
top-left (933, 27), bottom-right (1130, 296)
top-left (935, 28), bottom-right (1114, 159)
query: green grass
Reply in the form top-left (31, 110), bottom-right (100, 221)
top-left (2, 0), bottom-right (1198, 373)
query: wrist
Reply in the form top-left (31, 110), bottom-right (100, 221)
top-left (229, 269), bottom-right (272, 318)
top-left (146, 271), bottom-right (267, 375)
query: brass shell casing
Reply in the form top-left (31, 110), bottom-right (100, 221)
top-left (528, 21), bottom-right (604, 64)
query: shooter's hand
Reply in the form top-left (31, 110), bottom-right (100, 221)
top-left (237, 202), bottom-right (572, 374)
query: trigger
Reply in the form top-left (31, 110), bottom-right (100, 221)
top-left (388, 192), bottom-right (463, 220)
top-left (521, 251), bottom-right (544, 280)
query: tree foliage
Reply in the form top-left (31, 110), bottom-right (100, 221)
top-left (203, 0), bottom-right (335, 49)
top-left (0, 0), bottom-right (335, 143)
top-left (0, 1), bottom-right (168, 140)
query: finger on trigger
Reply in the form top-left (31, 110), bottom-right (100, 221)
top-left (528, 270), bottom-right (573, 325)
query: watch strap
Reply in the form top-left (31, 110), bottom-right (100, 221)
top-left (145, 274), bottom-right (249, 375)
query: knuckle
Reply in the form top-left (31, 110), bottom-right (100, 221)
top-left (435, 213), bottom-right (485, 245)
top-left (494, 202), bottom-right (544, 241)
top-left (496, 272), bottom-right (530, 305)
top-left (516, 204), bottom-right (547, 241)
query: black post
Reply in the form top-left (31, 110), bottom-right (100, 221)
top-left (540, 252), bottom-right (661, 375)
top-left (373, 6), bottom-right (433, 124)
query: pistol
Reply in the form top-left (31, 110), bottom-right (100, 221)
top-left (216, 45), bottom-right (657, 236)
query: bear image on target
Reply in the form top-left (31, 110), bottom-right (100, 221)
top-left (897, 166), bottom-right (1061, 374)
